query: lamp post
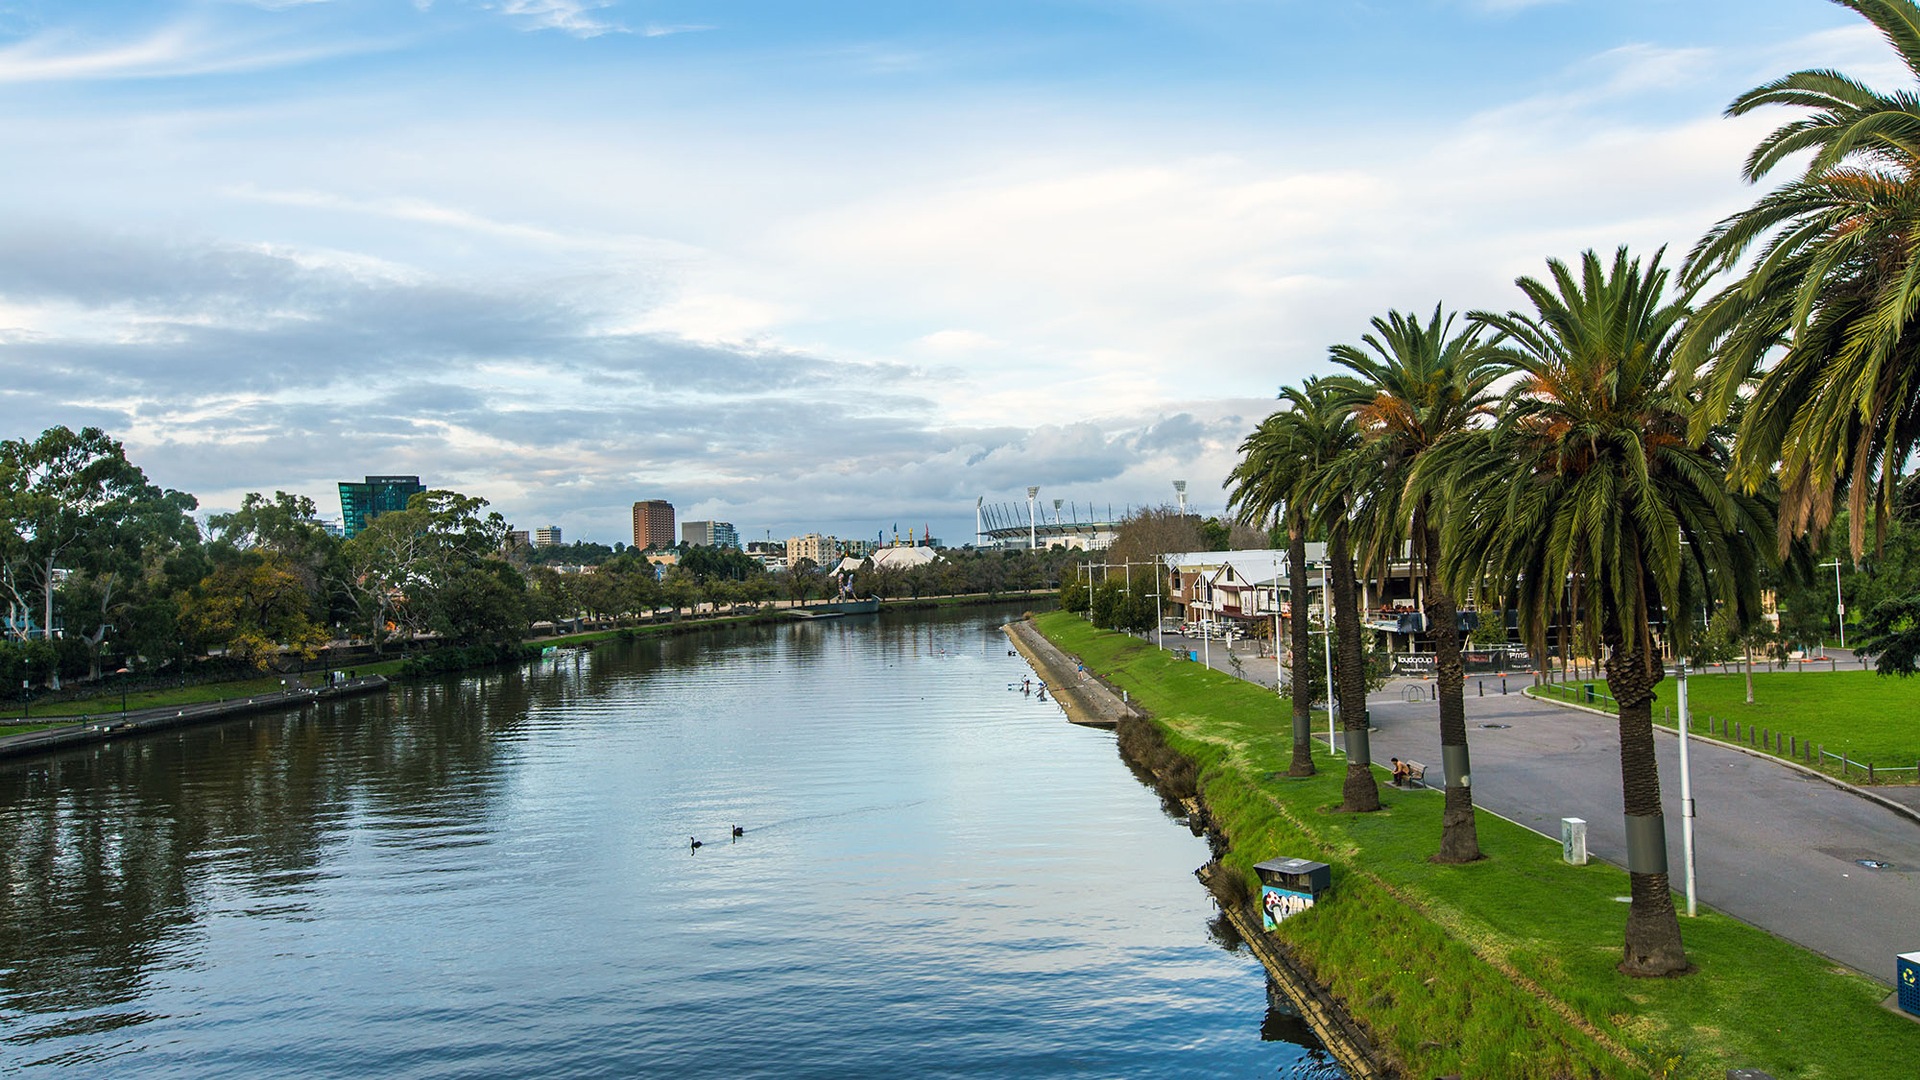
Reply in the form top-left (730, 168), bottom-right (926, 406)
top-left (1819, 560), bottom-right (1846, 649)
top-left (1272, 581), bottom-right (1283, 695)
top-left (1321, 560), bottom-right (1337, 753)
top-left (117, 667), bottom-right (131, 718)
top-left (1676, 662), bottom-right (1698, 917)
top-left (1027, 486), bottom-right (1040, 550)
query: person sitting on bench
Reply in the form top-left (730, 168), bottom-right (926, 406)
top-left (1390, 757), bottom-right (1411, 788)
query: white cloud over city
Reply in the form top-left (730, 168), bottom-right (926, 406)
top-left (0, 0), bottom-right (1874, 543)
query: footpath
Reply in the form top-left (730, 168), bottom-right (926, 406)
top-left (1150, 627), bottom-right (1920, 986)
top-left (0, 677), bottom-right (389, 761)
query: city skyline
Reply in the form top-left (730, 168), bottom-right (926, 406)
top-left (0, 0), bottom-right (1880, 544)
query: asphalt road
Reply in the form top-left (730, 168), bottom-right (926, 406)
top-left (1141, 626), bottom-right (1920, 983)
top-left (1357, 683), bottom-right (1920, 983)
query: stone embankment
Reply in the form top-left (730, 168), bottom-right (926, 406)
top-left (0, 676), bottom-right (389, 761)
top-left (1003, 615), bottom-right (1393, 1078)
top-left (1003, 617), bottom-right (1139, 728)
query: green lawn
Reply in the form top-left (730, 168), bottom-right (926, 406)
top-left (1034, 611), bottom-right (1918, 1080)
top-left (1533, 669), bottom-right (1920, 782)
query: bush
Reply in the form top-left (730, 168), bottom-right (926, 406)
top-left (396, 642), bottom-right (541, 676)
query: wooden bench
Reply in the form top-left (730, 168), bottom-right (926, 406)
top-left (1397, 761), bottom-right (1427, 789)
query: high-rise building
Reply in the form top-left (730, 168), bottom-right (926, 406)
top-left (680, 520), bottom-right (739, 549)
top-left (339, 475), bottom-right (425, 539)
top-left (786, 533), bottom-right (842, 568)
top-left (533, 526), bottom-right (563, 547)
top-left (632, 500), bottom-right (675, 550)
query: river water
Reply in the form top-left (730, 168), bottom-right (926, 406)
top-left (0, 606), bottom-right (1341, 1078)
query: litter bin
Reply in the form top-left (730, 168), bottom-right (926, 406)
top-left (1188, 650), bottom-right (1198, 662)
top-left (1900, 952), bottom-right (1920, 1017)
top-left (1253, 857), bottom-right (1331, 931)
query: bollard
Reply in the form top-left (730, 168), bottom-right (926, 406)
top-left (1478, 680), bottom-right (1483, 697)
top-left (1430, 684), bottom-right (1437, 701)
top-left (1561, 818), bottom-right (1588, 865)
top-left (1869, 763), bottom-right (1876, 783)
top-left (1734, 720), bottom-right (1742, 740)
top-left (1790, 736), bottom-right (1797, 756)
top-left (1501, 677), bottom-right (1507, 695)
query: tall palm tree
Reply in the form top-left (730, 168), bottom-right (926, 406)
top-left (1681, 0), bottom-right (1920, 560)
top-left (1228, 403), bottom-right (1320, 772)
top-left (1456, 248), bottom-right (1774, 976)
top-left (1332, 305), bottom-right (1507, 862)
top-left (1290, 376), bottom-right (1383, 813)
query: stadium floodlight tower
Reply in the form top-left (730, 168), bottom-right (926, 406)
top-left (1027, 486), bottom-right (1040, 550)
top-left (1052, 498), bottom-right (1064, 525)
top-left (975, 496), bottom-right (984, 549)
top-left (1173, 479), bottom-right (1188, 515)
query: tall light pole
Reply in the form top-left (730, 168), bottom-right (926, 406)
top-left (1322, 560), bottom-right (1337, 754)
top-left (1201, 573), bottom-right (1211, 670)
top-left (1027, 486), bottom-right (1040, 550)
top-left (1819, 560), bottom-right (1846, 649)
top-left (1173, 479), bottom-right (1188, 516)
top-left (1676, 662), bottom-right (1698, 917)
top-left (975, 496), bottom-right (984, 549)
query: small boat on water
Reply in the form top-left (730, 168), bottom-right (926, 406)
top-left (791, 597), bottom-right (882, 619)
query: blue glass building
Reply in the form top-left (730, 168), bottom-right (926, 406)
top-left (339, 475), bottom-right (426, 538)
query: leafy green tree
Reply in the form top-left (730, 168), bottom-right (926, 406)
top-left (424, 562), bottom-right (530, 649)
top-left (1, 426), bottom-right (200, 684)
top-left (1454, 247), bottom-right (1777, 976)
top-left (340, 490), bottom-right (512, 649)
top-left (1681, 0), bottom-right (1920, 561)
top-left (177, 552), bottom-right (332, 668)
top-left (1336, 304), bottom-right (1506, 862)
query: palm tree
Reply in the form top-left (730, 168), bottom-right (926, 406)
top-left (1332, 305), bottom-right (1506, 862)
top-left (1289, 376), bottom-right (1383, 813)
top-left (1455, 248), bottom-right (1775, 976)
top-left (1225, 383), bottom-right (1351, 778)
top-left (1681, 0), bottom-right (1920, 560)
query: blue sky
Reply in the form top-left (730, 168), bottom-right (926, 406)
top-left (0, 0), bottom-right (1887, 545)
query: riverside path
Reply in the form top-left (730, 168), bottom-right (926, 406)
top-left (1146, 628), bottom-right (1920, 985)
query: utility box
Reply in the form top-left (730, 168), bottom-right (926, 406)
top-left (1900, 952), bottom-right (1920, 1016)
top-left (1253, 857), bottom-right (1330, 931)
top-left (1562, 818), bottom-right (1589, 866)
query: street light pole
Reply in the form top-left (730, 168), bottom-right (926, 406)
top-left (1676, 662), bottom-right (1697, 917)
top-left (1321, 560), bottom-right (1337, 754)
top-left (1819, 560), bottom-right (1845, 649)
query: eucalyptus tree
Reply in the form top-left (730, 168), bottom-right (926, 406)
top-left (1681, 0), bottom-right (1920, 561)
top-left (1455, 248), bottom-right (1774, 976)
top-left (1332, 305), bottom-right (1506, 862)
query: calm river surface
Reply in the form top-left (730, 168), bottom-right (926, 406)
top-left (1, 605), bottom-right (1341, 1078)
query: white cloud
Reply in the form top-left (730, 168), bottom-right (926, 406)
top-left (0, 22), bottom-right (384, 83)
top-left (492, 0), bottom-right (622, 38)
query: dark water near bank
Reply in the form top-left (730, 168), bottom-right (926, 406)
top-left (0, 606), bottom-right (1341, 1078)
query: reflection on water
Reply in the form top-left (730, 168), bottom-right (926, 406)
top-left (1, 607), bottom-right (1342, 1078)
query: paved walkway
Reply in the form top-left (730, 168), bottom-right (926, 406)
top-left (1139, 626), bottom-right (1920, 984)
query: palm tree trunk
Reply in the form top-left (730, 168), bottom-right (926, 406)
top-left (1604, 611), bottom-right (1688, 976)
top-left (1287, 512), bottom-right (1314, 777)
top-left (1419, 507), bottom-right (1480, 861)
top-left (1331, 521), bottom-right (1379, 812)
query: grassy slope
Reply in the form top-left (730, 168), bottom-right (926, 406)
top-left (1535, 670), bottom-right (1920, 778)
top-left (1034, 611), bottom-right (1918, 1080)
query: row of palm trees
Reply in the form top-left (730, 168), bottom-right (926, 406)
top-left (1225, 0), bottom-right (1920, 978)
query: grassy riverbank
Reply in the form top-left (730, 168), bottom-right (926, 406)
top-left (1032, 611), bottom-right (1917, 1080)
top-left (1533, 670), bottom-right (1920, 783)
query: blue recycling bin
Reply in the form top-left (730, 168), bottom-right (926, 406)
top-left (1188, 650), bottom-right (1198, 662)
top-left (1900, 952), bottom-right (1920, 1016)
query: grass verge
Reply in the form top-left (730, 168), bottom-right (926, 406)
top-left (1533, 670), bottom-right (1920, 783)
top-left (1034, 611), bottom-right (1918, 1080)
